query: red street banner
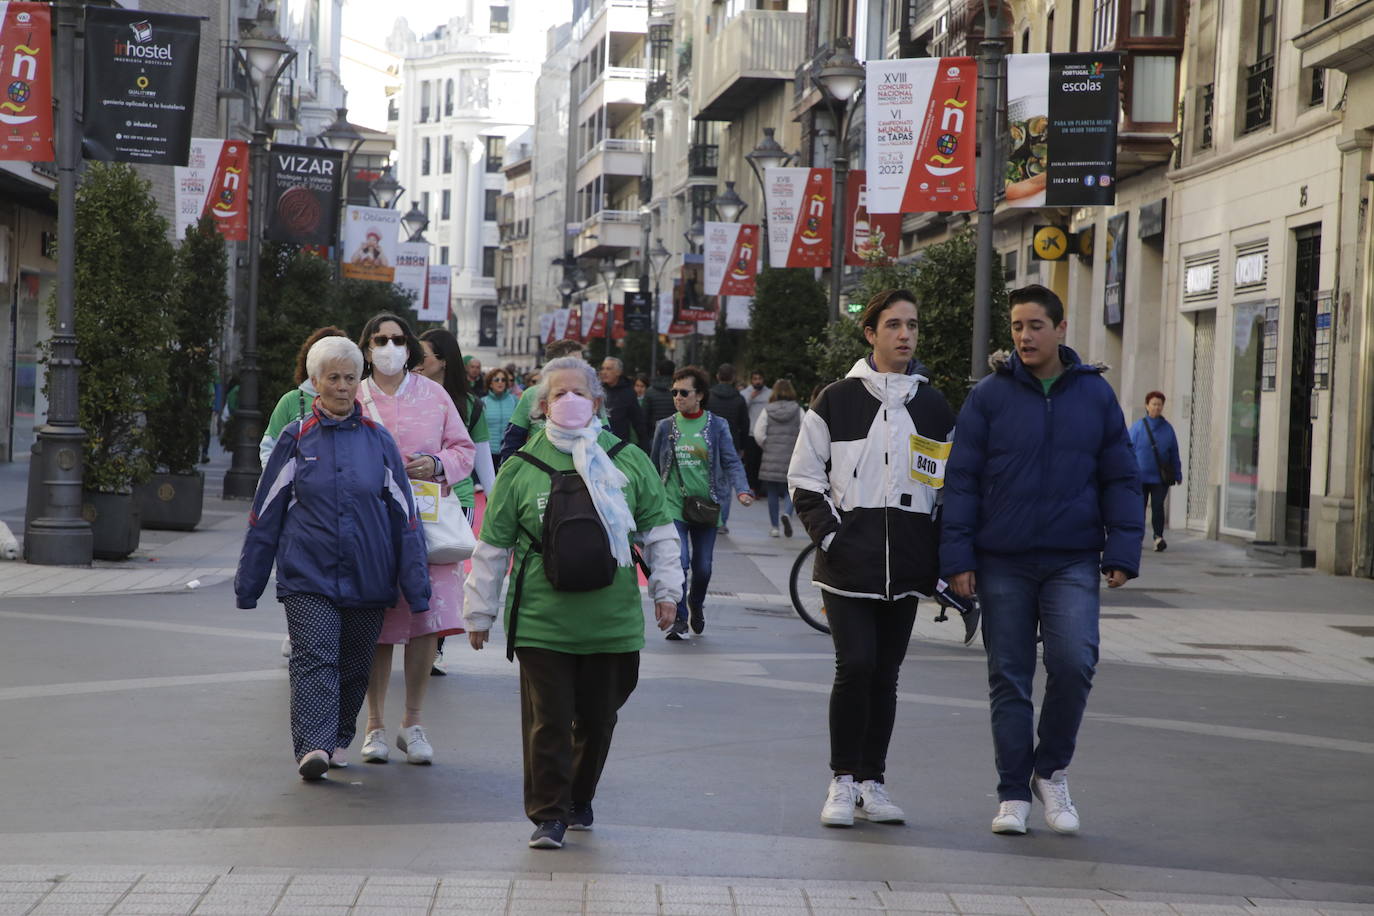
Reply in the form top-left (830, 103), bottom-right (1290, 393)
top-left (704, 222), bottom-right (759, 297)
top-left (174, 138), bottom-right (249, 240)
top-left (865, 56), bottom-right (976, 213)
top-left (763, 167), bottom-right (832, 268)
top-left (0, 3), bottom-right (53, 161)
top-left (674, 268), bottom-right (714, 322)
top-left (843, 170), bottom-right (901, 265)
top-left (566, 308), bottom-right (582, 342)
top-left (612, 303), bottom-right (626, 340)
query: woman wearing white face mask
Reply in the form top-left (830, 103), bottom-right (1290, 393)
top-left (463, 357), bottom-right (682, 851)
top-left (353, 314), bottom-right (476, 767)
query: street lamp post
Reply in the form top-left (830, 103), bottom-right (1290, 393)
top-left (684, 220), bottom-right (705, 364)
top-left (648, 238), bottom-right (671, 376)
top-left (745, 128), bottom-right (792, 269)
top-left (223, 28), bottom-right (298, 500)
top-left (369, 164), bottom-right (404, 210)
top-left (580, 257), bottom-right (618, 357)
top-left (813, 37), bottom-right (865, 325)
top-left (318, 106), bottom-right (365, 274)
top-left (971, 1), bottom-right (1005, 381)
top-left (27, 0), bottom-right (90, 564)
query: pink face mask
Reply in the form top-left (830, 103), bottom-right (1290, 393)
top-left (548, 392), bottom-right (594, 429)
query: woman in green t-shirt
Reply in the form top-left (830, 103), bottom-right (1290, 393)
top-left (648, 366), bottom-right (753, 641)
top-left (462, 357), bottom-right (682, 850)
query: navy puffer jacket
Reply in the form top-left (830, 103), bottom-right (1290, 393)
top-left (939, 346), bottom-right (1142, 579)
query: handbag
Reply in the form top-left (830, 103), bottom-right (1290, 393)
top-left (1142, 418), bottom-right (1176, 486)
top-left (671, 419), bottom-right (721, 527)
top-left (360, 379), bottom-right (477, 564)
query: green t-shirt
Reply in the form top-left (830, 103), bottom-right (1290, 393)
top-left (451, 392), bottom-right (489, 508)
top-left (1040, 376), bottom-right (1058, 396)
top-left (264, 385), bottom-right (313, 441)
top-left (479, 428), bottom-right (672, 654)
top-left (510, 385), bottom-right (538, 431)
top-left (664, 412), bottom-right (712, 525)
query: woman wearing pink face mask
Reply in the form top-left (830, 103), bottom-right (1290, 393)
top-left (462, 357), bottom-right (683, 850)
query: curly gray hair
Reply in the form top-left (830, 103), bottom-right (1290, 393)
top-left (529, 356), bottom-right (603, 420)
top-left (306, 336), bottom-right (364, 381)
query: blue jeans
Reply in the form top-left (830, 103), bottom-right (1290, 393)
top-left (977, 551), bottom-right (1100, 802)
top-left (764, 481), bottom-right (792, 527)
top-left (674, 519), bottom-right (717, 622)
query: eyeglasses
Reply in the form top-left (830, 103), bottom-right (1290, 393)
top-left (670, 388), bottom-right (697, 398)
top-left (491, 376), bottom-right (508, 383)
top-left (371, 334), bottom-right (407, 347)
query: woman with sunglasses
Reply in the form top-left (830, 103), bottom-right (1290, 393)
top-left (648, 366), bottom-right (752, 641)
top-left (354, 314), bottom-right (476, 767)
top-left (482, 368), bottom-right (518, 465)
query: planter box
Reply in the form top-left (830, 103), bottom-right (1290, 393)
top-left (137, 471), bottom-right (205, 531)
top-left (82, 490), bottom-right (141, 560)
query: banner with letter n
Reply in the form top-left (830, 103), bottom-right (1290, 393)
top-left (763, 167), bottom-right (831, 268)
top-left (1005, 52), bottom-right (1121, 208)
top-left (265, 144), bottom-right (344, 247)
top-left (865, 56), bottom-right (975, 214)
top-left (417, 265), bottom-right (449, 322)
top-left (0, 2), bottom-right (54, 161)
top-left (703, 221), bottom-right (760, 297)
top-left (174, 139), bottom-right (249, 241)
top-left (340, 205), bottom-right (400, 283)
top-left (81, 7), bottom-right (200, 165)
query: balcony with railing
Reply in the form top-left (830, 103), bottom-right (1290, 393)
top-left (574, 208), bottom-right (644, 257)
top-left (1244, 57), bottom-right (1275, 133)
top-left (576, 137), bottom-right (651, 188)
top-left (695, 9), bottom-right (806, 120)
top-left (688, 143), bottom-right (718, 179)
top-left (578, 66), bottom-right (652, 118)
top-left (574, 0), bottom-right (649, 42)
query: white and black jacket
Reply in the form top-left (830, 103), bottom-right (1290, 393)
top-left (788, 357), bottom-right (955, 601)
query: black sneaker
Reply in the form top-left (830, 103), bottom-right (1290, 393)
top-left (528, 820), bottom-right (566, 849)
top-left (665, 619), bottom-right (689, 641)
top-left (781, 515), bottom-right (793, 538)
top-left (1154, 536), bottom-right (1167, 552)
top-left (689, 606), bottom-right (705, 635)
top-left (568, 802), bottom-right (594, 831)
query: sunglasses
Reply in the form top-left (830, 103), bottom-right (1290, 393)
top-left (670, 388), bottom-right (697, 398)
top-left (371, 334), bottom-right (407, 347)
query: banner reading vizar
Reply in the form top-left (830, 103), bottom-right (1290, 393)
top-left (1005, 52), bottom-right (1121, 208)
top-left (0, 3), bottom-right (53, 161)
top-left (174, 139), bottom-right (249, 240)
top-left (265, 144), bottom-right (344, 247)
top-left (341, 206), bottom-right (400, 283)
top-left (763, 167), bottom-right (831, 268)
top-left (704, 222), bottom-right (760, 297)
top-left (82, 7), bottom-right (200, 165)
top-left (865, 56), bottom-right (975, 214)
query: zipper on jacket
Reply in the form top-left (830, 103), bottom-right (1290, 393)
top-left (883, 396), bottom-right (891, 599)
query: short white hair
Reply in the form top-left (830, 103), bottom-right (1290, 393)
top-left (306, 336), bottom-right (364, 381)
top-left (530, 356), bottom-right (602, 420)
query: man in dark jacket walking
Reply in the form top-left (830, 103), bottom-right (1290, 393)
top-left (599, 356), bottom-right (649, 446)
top-left (942, 284), bottom-right (1141, 838)
top-left (643, 359), bottom-right (677, 430)
top-left (709, 364), bottom-right (749, 531)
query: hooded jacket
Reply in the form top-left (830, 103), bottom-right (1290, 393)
top-left (939, 346), bottom-right (1142, 580)
top-left (708, 381), bottom-right (748, 449)
top-left (789, 357), bottom-right (956, 600)
top-left (644, 375), bottom-right (677, 430)
top-left (754, 399), bottom-right (802, 484)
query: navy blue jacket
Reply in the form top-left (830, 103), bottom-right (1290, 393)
top-left (940, 346), bottom-right (1142, 579)
top-left (1128, 415), bottom-right (1182, 486)
top-left (235, 402), bottom-right (432, 611)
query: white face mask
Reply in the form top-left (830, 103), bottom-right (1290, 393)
top-left (370, 342), bottom-right (407, 376)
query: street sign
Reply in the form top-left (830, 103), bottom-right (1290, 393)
top-left (623, 291), bottom-right (651, 332)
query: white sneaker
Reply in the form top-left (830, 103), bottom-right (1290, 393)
top-left (769, 527), bottom-right (780, 537)
top-left (991, 800), bottom-right (1030, 834)
top-left (396, 724), bottom-right (434, 765)
top-left (360, 728), bottom-right (389, 763)
top-left (856, 780), bottom-right (905, 823)
top-left (329, 747), bottom-right (349, 768)
top-left (280, 636), bottom-right (292, 658)
top-left (821, 775), bottom-right (858, 827)
top-left (1032, 770), bottom-right (1080, 834)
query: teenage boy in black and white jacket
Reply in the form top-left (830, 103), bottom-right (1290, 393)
top-left (788, 289), bottom-right (956, 828)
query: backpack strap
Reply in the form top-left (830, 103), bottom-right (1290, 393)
top-left (505, 547), bottom-right (534, 663)
top-left (467, 395), bottom-right (485, 431)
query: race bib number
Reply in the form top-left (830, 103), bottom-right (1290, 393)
top-left (410, 479), bottom-right (442, 522)
top-left (909, 434), bottom-right (951, 488)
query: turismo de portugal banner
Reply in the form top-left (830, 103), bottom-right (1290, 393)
top-left (174, 139), bottom-right (249, 241)
top-left (703, 222), bottom-right (760, 297)
top-left (264, 144), bottom-right (344, 247)
top-left (763, 167), bottom-right (832, 269)
top-left (1005, 53), bottom-right (1121, 207)
top-left (81, 7), bottom-right (201, 165)
top-left (865, 56), bottom-right (976, 214)
top-left (0, 2), bottom-right (54, 161)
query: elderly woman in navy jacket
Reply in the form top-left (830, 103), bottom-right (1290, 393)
top-left (236, 336), bottom-right (431, 781)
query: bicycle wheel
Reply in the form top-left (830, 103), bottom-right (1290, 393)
top-left (788, 541), bottom-right (831, 634)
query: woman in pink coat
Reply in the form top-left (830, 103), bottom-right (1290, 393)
top-left (353, 313), bottom-right (476, 767)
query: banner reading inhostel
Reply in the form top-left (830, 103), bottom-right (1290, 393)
top-left (174, 139), bottom-right (249, 240)
top-left (704, 222), bottom-right (759, 297)
top-left (341, 206), bottom-right (400, 283)
top-left (864, 56), bottom-right (976, 214)
top-left (1004, 53), bottom-right (1121, 208)
top-left (763, 167), bottom-right (832, 268)
top-left (82, 7), bottom-right (200, 165)
top-left (0, 3), bottom-right (53, 161)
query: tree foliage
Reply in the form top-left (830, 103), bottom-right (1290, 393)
top-left (747, 267), bottom-right (829, 396)
top-left (57, 162), bottom-right (174, 492)
top-left (147, 215), bottom-right (228, 474)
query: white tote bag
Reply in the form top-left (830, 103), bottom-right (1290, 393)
top-left (360, 379), bottom-right (476, 564)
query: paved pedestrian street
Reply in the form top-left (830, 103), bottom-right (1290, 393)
top-left (1, 457), bottom-right (1372, 914)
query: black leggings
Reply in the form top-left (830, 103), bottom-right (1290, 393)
top-left (825, 591), bottom-right (918, 782)
top-left (1143, 482), bottom-right (1169, 539)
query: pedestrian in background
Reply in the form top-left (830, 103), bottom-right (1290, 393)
top-left (355, 314), bottom-right (477, 767)
top-left (598, 356), bottom-right (649, 447)
top-left (465, 356), bottom-right (486, 397)
top-left (643, 359), bottom-right (677, 430)
top-left (650, 366), bottom-right (752, 641)
top-left (942, 284), bottom-right (1141, 837)
top-left (463, 357), bottom-right (682, 850)
top-left (483, 367), bottom-right (519, 464)
top-left (1128, 390), bottom-right (1182, 552)
top-left (709, 364), bottom-right (749, 533)
top-left (752, 378), bottom-right (802, 538)
top-left (633, 373), bottom-right (650, 416)
top-left (743, 369), bottom-right (772, 497)
top-left (235, 336), bottom-right (430, 780)
top-left (790, 289), bottom-right (955, 829)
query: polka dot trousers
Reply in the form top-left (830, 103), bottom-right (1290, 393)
top-left (282, 593), bottom-right (385, 762)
